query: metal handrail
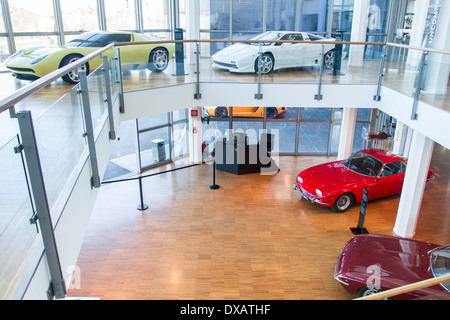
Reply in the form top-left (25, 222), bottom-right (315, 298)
top-left (355, 273), bottom-right (450, 300)
top-left (0, 42), bottom-right (115, 114)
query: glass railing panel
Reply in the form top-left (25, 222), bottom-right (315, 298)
top-left (85, 66), bottom-right (107, 136)
top-left (382, 46), bottom-right (422, 96)
top-left (119, 42), bottom-right (181, 92)
top-left (419, 51), bottom-right (450, 112)
top-left (32, 86), bottom-right (87, 214)
top-left (0, 135), bottom-right (39, 299)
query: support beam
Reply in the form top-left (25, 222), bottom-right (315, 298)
top-left (392, 121), bottom-right (408, 156)
top-left (337, 108), bottom-right (357, 160)
top-left (393, 130), bottom-right (434, 238)
top-left (348, 0), bottom-right (370, 67)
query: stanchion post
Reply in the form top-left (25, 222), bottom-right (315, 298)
top-left (137, 175), bottom-right (149, 210)
top-left (209, 160), bottom-right (220, 190)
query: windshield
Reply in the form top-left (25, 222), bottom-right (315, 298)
top-left (430, 246), bottom-right (450, 291)
top-left (248, 32), bottom-right (282, 46)
top-left (343, 151), bottom-right (384, 177)
top-left (66, 32), bottom-right (131, 48)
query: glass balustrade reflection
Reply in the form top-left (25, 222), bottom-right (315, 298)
top-left (32, 85), bottom-right (87, 215)
top-left (0, 135), bottom-right (39, 299)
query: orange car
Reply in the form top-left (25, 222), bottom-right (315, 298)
top-left (204, 106), bottom-right (286, 118)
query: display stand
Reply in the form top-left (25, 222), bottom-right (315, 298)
top-left (209, 160), bottom-right (220, 190)
top-left (350, 187), bottom-right (369, 234)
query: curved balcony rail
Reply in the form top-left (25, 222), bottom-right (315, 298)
top-left (0, 37), bottom-right (448, 300)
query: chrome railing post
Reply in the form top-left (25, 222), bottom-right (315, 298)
top-left (9, 106), bottom-right (66, 300)
top-left (374, 45), bottom-right (387, 101)
top-left (194, 41), bottom-right (202, 100)
top-left (255, 43), bottom-right (263, 100)
top-left (102, 55), bottom-right (116, 140)
top-left (411, 51), bottom-right (428, 120)
top-left (78, 70), bottom-right (101, 188)
top-left (114, 47), bottom-right (125, 113)
top-left (314, 44), bottom-right (324, 101)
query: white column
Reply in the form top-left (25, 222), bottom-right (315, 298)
top-left (406, 0), bottom-right (429, 67)
top-left (337, 108), bottom-right (357, 160)
top-left (347, 0), bottom-right (370, 67)
top-left (188, 107), bottom-right (203, 163)
top-left (393, 130), bottom-right (434, 238)
top-left (392, 121), bottom-right (408, 156)
top-left (185, 0), bottom-right (200, 64)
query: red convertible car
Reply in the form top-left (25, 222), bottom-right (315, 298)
top-left (294, 149), bottom-right (434, 213)
top-left (335, 234), bottom-right (450, 299)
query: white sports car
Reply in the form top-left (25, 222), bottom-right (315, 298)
top-left (211, 31), bottom-right (339, 74)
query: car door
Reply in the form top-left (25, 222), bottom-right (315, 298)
top-left (367, 161), bottom-right (406, 200)
top-left (273, 33), bottom-right (304, 68)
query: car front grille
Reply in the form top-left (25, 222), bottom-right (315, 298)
top-left (213, 61), bottom-right (237, 69)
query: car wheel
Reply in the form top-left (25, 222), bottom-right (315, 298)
top-left (332, 193), bottom-right (353, 213)
top-left (356, 286), bottom-right (393, 300)
top-left (215, 107), bottom-right (228, 118)
top-left (255, 53), bottom-right (274, 74)
top-left (266, 107), bottom-right (278, 118)
top-left (324, 49), bottom-right (335, 69)
top-left (148, 47), bottom-right (169, 72)
top-left (60, 54), bottom-right (89, 84)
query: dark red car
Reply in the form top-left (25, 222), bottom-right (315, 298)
top-left (294, 149), bottom-right (434, 213)
top-left (334, 234), bottom-right (449, 299)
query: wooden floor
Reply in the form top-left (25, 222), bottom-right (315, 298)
top-left (65, 146), bottom-right (449, 300)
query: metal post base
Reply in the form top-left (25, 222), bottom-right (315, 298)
top-left (137, 204), bottom-right (149, 210)
top-left (209, 184), bottom-right (220, 190)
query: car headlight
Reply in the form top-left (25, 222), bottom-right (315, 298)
top-left (297, 176), bottom-right (303, 183)
top-left (31, 54), bottom-right (50, 65)
top-left (5, 50), bottom-right (23, 62)
top-left (315, 189), bottom-right (322, 197)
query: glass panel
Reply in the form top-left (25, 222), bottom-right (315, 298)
top-left (266, 121), bottom-right (297, 154)
top-left (357, 108), bottom-right (371, 121)
top-left (0, 136), bottom-right (38, 299)
top-left (232, 0), bottom-right (264, 32)
top-left (33, 86), bottom-right (87, 213)
top-left (139, 126), bottom-right (171, 168)
top-left (142, 0), bottom-right (170, 29)
top-left (9, 0), bottom-right (55, 32)
top-left (299, 0), bottom-right (328, 33)
top-left (60, 0), bottom-right (99, 32)
top-left (301, 107), bottom-right (332, 120)
top-left (202, 120), bottom-right (229, 145)
top-left (270, 107), bottom-right (298, 121)
top-left (332, 0), bottom-right (354, 35)
top-left (173, 122), bottom-right (189, 159)
top-left (86, 67), bottom-right (107, 136)
top-left (266, 0), bottom-right (296, 31)
top-left (353, 122), bottom-right (370, 152)
top-left (173, 109), bottom-right (187, 122)
top-left (14, 35), bottom-right (59, 51)
top-left (138, 113), bottom-right (169, 131)
top-left (104, 119), bottom-right (138, 181)
top-left (298, 121), bottom-right (330, 154)
top-left (104, 0), bottom-right (137, 31)
top-left (232, 121), bottom-right (263, 145)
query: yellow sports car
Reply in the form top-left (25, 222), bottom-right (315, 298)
top-left (5, 31), bottom-right (175, 84)
top-left (204, 106), bottom-right (286, 118)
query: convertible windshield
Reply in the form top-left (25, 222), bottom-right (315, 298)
top-left (248, 32), bottom-right (282, 46)
top-left (343, 151), bottom-right (384, 177)
top-left (430, 246), bottom-right (450, 291)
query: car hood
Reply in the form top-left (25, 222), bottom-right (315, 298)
top-left (6, 46), bottom-right (64, 65)
top-left (212, 43), bottom-right (258, 61)
top-left (337, 235), bottom-right (440, 286)
top-left (298, 160), bottom-right (367, 192)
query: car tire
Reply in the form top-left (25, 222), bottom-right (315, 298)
top-left (332, 192), bottom-right (353, 213)
top-left (215, 107), bottom-right (228, 118)
top-left (266, 107), bottom-right (278, 118)
top-left (60, 54), bottom-right (89, 84)
top-left (255, 53), bottom-right (274, 74)
top-left (324, 49), bottom-right (335, 69)
top-left (148, 47), bottom-right (169, 72)
top-left (356, 286), bottom-right (393, 300)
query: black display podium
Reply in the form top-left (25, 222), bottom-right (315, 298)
top-left (214, 133), bottom-right (279, 175)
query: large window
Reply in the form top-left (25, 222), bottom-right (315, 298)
top-left (60, 0), bottom-right (99, 33)
top-left (104, 0), bottom-right (137, 31)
